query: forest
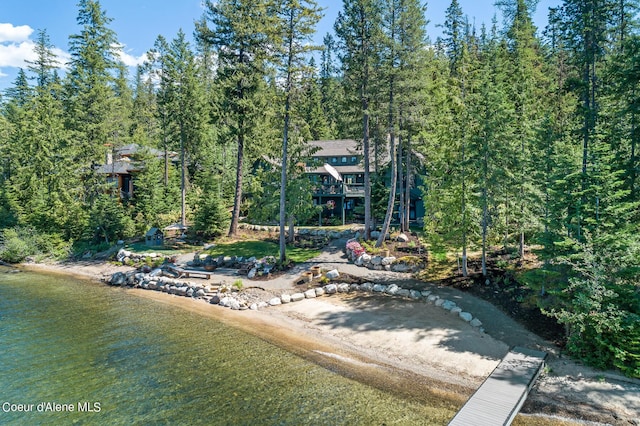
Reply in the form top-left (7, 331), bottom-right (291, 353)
top-left (0, 0), bottom-right (638, 377)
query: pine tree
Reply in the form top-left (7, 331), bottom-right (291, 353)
top-left (196, 0), bottom-right (279, 236)
top-left (274, 0), bottom-right (322, 262)
top-left (65, 0), bottom-right (122, 209)
top-left (335, 0), bottom-right (384, 240)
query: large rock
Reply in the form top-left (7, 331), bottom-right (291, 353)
top-left (385, 284), bottom-right (400, 295)
top-left (370, 256), bottom-right (383, 266)
top-left (442, 300), bottom-right (457, 311)
top-left (304, 289), bottom-right (317, 299)
top-left (325, 269), bottom-right (340, 280)
top-left (396, 233), bottom-right (409, 242)
top-left (110, 272), bottom-right (127, 286)
top-left (337, 283), bottom-right (350, 293)
top-left (268, 297), bottom-right (282, 306)
top-left (397, 289), bottom-right (410, 298)
top-left (324, 284), bottom-right (338, 294)
top-left (361, 282), bottom-right (374, 292)
top-left (247, 268), bottom-right (257, 279)
top-left (229, 299), bottom-right (241, 310)
top-left (391, 263), bottom-right (411, 273)
top-left (291, 293), bottom-right (305, 302)
top-left (315, 287), bottom-right (325, 297)
top-left (459, 312), bottom-right (473, 322)
top-left (372, 284), bottom-right (386, 293)
top-left (381, 256), bottom-right (396, 266)
top-left (280, 294), bottom-right (291, 304)
top-left (409, 290), bottom-right (422, 300)
top-left (470, 318), bottom-right (483, 328)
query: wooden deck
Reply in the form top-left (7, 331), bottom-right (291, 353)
top-left (448, 346), bottom-right (547, 426)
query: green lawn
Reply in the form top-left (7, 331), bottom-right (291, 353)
top-left (205, 240), bottom-right (319, 263)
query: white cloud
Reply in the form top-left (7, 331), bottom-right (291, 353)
top-left (0, 23), bottom-right (33, 43)
top-left (0, 41), bottom-right (37, 67)
top-left (118, 49), bottom-right (148, 67)
top-left (0, 40), bottom-right (70, 69)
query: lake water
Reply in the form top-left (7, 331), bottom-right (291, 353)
top-left (0, 268), bottom-right (456, 425)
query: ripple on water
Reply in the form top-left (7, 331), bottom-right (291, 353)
top-left (0, 271), bottom-right (456, 425)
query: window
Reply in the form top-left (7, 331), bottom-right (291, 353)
top-left (351, 156), bottom-right (357, 163)
top-left (341, 156), bottom-right (347, 163)
top-left (331, 157), bottom-right (337, 163)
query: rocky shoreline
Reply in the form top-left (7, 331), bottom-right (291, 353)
top-left (107, 268), bottom-right (485, 331)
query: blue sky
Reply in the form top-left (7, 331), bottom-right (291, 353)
top-left (0, 0), bottom-right (560, 92)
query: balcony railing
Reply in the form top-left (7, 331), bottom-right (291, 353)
top-left (314, 184), bottom-right (365, 195)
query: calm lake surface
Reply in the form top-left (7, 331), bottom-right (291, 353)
top-left (0, 268), bottom-right (455, 425)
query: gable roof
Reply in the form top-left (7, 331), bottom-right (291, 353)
top-left (308, 139), bottom-right (361, 157)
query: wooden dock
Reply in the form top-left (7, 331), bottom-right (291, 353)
top-left (448, 346), bottom-right (547, 426)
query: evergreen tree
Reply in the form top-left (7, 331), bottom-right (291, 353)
top-left (274, 0), bottom-right (322, 262)
top-left (64, 0), bottom-right (122, 209)
top-left (335, 0), bottom-right (384, 240)
top-left (196, 0), bottom-right (279, 236)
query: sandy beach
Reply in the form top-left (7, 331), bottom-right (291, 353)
top-left (20, 255), bottom-right (640, 425)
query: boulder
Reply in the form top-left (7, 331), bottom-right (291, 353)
top-left (314, 287), bottom-right (325, 297)
top-left (370, 256), bottom-right (383, 266)
top-left (459, 312), bottom-right (473, 322)
top-left (451, 307), bottom-right (462, 315)
top-left (350, 284), bottom-right (361, 292)
top-left (427, 294), bottom-right (439, 303)
top-left (325, 269), bottom-right (340, 280)
top-left (385, 284), bottom-right (399, 295)
top-left (442, 300), bottom-right (457, 311)
top-left (247, 268), bottom-right (257, 279)
top-left (110, 272), bottom-right (127, 286)
top-left (304, 289), bottom-right (317, 299)
top-left (337, 283), bottom-right (350, 293)
top-left (372, 284), bottom-right (386, 293)
top-left (391, 263), bottom-right (411, 273)
top-left (434, 298), bottom-right (445, 307)
top-left (397, 289), bottom-right (410, 298)
top-left (361, 282), bottom-right (374, 292)
top-left (381, 256), bottom-right (396, 266)
top-left (268, 297), bottom-right (282, 306)
top-left (280, 294), bottom-right (291, 304)
top-left (409, 290), bottom-right (422, 300)
top-left (249, 303), bottom-right (258, 310)
top-left (291, 293), bottom-right (305, 302)
top-left (258, 301), bottom-right (269, 309)
top-left (396, 233), bottom-right (409, 242)
top-left (421, 290), bottom-right (432, 298)
top-left (219, 296), bottom-right (232, 307)
top-left (324, 284), bottom-right (338, 294)
top-left (470, 318), bottom-right (483, 328)
top-left (195, 289), bottom-right (206, 298)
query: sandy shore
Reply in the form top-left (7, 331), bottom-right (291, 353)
top-left (19, 260), bottom-right (640, 425)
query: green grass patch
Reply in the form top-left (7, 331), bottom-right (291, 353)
top-left (206, 240), bottom-right (319, 262)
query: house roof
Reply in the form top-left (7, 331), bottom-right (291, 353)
top-left (94, 160), bottom-right (137, 175)
top-left (117, 143), bottom-right (169, 159)
top-left (308, 139), bottom-right (361, 157)
top-left (145, 227), bottom-right (163, 237)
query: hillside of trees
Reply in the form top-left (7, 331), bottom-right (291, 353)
top-left (0, 0), bottom-right (638, 377)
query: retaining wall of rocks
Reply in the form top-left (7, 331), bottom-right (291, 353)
top-left (107, 271), bottom-right (485, 333)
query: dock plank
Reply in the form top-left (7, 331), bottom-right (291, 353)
top-left (448, 346), bottom-right (547, 426)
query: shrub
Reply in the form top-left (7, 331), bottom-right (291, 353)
top-left (0, 227), bottom-right (70, 263)
top-left (233, 279), bottom-right (243, 291)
